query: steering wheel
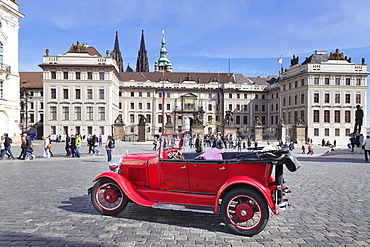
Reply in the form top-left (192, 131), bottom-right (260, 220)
top-left (166, 148), bottom-right (184, 160)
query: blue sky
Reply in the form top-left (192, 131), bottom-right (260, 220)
top-left (18, 0), bottom-right (370, 125)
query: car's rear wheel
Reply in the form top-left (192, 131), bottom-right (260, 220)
top-left (91, 178), bottom-right (129, 215)
top-left (221, 188), bottom-right (269, 236)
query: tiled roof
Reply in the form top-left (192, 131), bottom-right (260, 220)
top-left (86, 47), bottom-right (102, 57)
top-left (120, 72), bottom-right (236, 84)
top-left (19, 72), bottom-right (43, 88)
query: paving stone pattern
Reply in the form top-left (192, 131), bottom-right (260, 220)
top-left (0, 141), bottom-right (369, 246)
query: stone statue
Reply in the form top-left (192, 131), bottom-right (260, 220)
top-left (254, 117), bottom-right (262, 126)
top-left (165, 113), bottom-right (172, 125)
top-left (114, 114), bottom-right (123, 124)
top-left (296, 118), bottom-right (305, 126)
top-left (138, 114), bottom-right (146, 124)
top-left (290, 55), bottom-right (299, 66)
top-left (224, 109), bottom-right (233, 126)
top-left (353, 105), bottom-right (364, 134)
top-left (279, 117), bottom-right (285, 125)
top-left (329, 48), bottom-right (345, 60)
top-left (362, 58), bottom-right (366, 65)
top-left (193, 108), bottom-right (204, 126)
top-left (45, 49), bottom-right (49, 56)
top-left (69, 41), bottom-right (87, 53)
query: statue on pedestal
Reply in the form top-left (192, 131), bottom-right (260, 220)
top-left (353, 105), bottom-right (364, 134)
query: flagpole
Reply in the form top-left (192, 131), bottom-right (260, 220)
top-left (162, 80), bottom-right (164, 134)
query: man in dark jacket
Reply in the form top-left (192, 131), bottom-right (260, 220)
top-left (3, 134), bottom-right (14, 160)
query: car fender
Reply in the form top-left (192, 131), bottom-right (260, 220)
top-left (93, 172), bottom-right (155, 207)
top-left (215, 175), bottom-right (277, 214)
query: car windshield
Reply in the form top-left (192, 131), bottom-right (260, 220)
top-left (160, 133), bottom-right (183, 151)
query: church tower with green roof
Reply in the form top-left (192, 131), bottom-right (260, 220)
top-left (154, 31), bottom-right (172, 73)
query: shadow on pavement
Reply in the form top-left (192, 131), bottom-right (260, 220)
top-left (59, 195), bottom-right (235, 236)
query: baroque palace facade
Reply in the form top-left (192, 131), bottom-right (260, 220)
top-left (19, 31), bottom-right (368, 145)
top-left (0, 0), bottom-right (23, 139)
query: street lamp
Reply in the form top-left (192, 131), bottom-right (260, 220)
top-left (20, 81), bottom-right (31, 134)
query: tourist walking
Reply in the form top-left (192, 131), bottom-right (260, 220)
top-left (307, 144), bottom-right (314, 155)
top-left (105, 135), bottom-right (115, 162)
top-left (3, 134), bottom-right (14, 160)
top-left (0, 135), bottom-right (5, 160)
top-left (153, 138), bottom-right (158, 151)
top-left (92, 135), bottom-right (100, 155)
top-left (301, 144), bottom-right (306, 154)
top-left (65, 134), bottom-right (71, 156)
top-left (75, 134), bottom-right (82, 158)
top-left (25, 135), bottom-right (35, 161)
top-left (195, 134), bottom-right (203, 153)
top-left (362, 135), bottom-right (370, 162)
top-left (42, 136), bottom-right (51, 158)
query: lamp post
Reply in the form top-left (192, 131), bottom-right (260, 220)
top-left (20, 81), bottom-right (30, 134)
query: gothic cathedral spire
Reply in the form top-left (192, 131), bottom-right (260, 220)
top-left (112, 31), bottom-right (124, 72)
top-left (136, 30), bottom-right (149, 72)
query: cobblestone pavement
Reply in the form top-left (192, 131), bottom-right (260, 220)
top-left (0, 141), bottom-right (369, 246)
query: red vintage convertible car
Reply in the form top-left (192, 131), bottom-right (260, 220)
top-left (89, 133), bottom-right (300, 236)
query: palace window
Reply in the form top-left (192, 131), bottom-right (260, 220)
top-left (345, 78), bottom-right (350, 85)
top-left (345, 94), bottom-right (350, 104)
top-left (51, 88), bottom-right (56, 99)
top-left (63, 89), bottom-right (69, 99)
top-left (99, 72), bottom-right (105, 80)
top-left (335, 128), bottom-right (340, 137)
top-left (324, 78), bottom-right (329, 85)
top-left (324, 110), bottom-right (330, 122)
top-left (146, 114), bottom-right (151, 123)
top-left (87, 89), bottom-right (93, 99)
top-left (314, 93), bottom-right (319, 103)
top-left (138, 103), bottom-right (142, 110)
top-left (314, 77), bottom-right (319, 85)
top-left (334, 110), bottom-right (340, 123)
top-left (345, 111), bottom-right (351, 123)
top-left (99, 126), bottom-right (104, 135)
top-left (147, 103), bottom-right (150, 110)
top-left (51, 72), bottom-right (56, 79)
top-left (335, 93), bottom-right (340, 103)
top-left (99, 89), bottom-right (104, 100)
top-left (75, 106), bottom-right (81, 120)
top-left (325, 128), bottom-right (329, 136)
top-left (130, 102), bottom-right (134, 110)
top-left (50, 106), bottom-right (57, 120)
top-left (75, 89), bottom-right (81, 99)
top-left (313, 110), bottom-right (319, 122)
top-left (98, 107), bottom-right (105, 120)
top-left (88, 72), bottom-right (93, 80)
top-left (335, 78), bottom-right (340, 85)
top-left (76, 72), bottom-right (81, 80)
top-left (62, 107), bottom-right (69, 120)
top-left (324, 93), bottom-right (329, 103)
top-left (314, 128), bottom-right (319, 136)
top-left (356, 94), bottom-right (361, 104)
top-left (87, 106), bottom-right (93, 120)
top-left (356, 78), bottom-right (361, 86)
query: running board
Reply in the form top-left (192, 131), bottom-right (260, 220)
top-left (152, 203), bottom-right (214, 214)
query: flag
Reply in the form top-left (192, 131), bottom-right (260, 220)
top-left (217, 87), bottom-right (221, 105)
top-left (162, 85), bottom-right (166, 105)
top-left (277, 56), bottom-right (283, 64)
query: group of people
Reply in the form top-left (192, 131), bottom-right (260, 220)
top-left (1, 133), bottom-right (115, 163)
top-left (0, 133), bottom-right (36, 160)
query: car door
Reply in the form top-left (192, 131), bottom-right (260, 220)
top-left (159, 159), bottom-right (190, 192)
top-left (187, 160), bottom-right (228, 194)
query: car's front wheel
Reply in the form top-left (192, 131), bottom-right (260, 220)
top-left (91, 178), bottom-right (129, 216)
top-left (221, 188), bottom-right (269, 236)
